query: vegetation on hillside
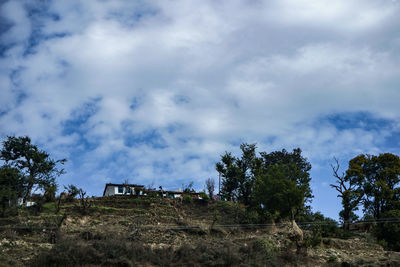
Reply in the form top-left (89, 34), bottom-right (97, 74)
top-left (1, 136), bottom-right (400, 265)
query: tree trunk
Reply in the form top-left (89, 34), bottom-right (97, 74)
top-left (23, 179), bottom-right (34, 204)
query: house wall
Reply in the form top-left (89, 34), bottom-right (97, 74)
top-left (104, 185), bottom-right (143, 196)
top-left (104, 186), bottom-right (116, 196)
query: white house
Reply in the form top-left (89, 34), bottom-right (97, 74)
top-left (103, 183), bottom-right (145, 196)
top-left (9, 198), bottom-right (36, 207)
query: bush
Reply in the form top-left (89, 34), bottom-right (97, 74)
top-left (374, 210), bottom-right (400, 251)
top-left (301, 211), bottom-right (340, 238)
top-left (32, 236), bottom-right (280, 266)
top-left (182, 195), bottom-right (193, 204)
top-left (199, 192), bottom-right (209, 200)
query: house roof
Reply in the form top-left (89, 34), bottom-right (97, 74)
top-left (103, 183), bottom-right (145, 196)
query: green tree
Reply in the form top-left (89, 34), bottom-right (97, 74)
top-left (346, 153), bottom-right (400, 220)
top-left (260, 148), bottom-right (313, 203)
top-left (253, 164), bottom-right (305, 220)
top-left (0, 165), bottom-right (24, 217)
top-left (216, 143), bottom-right (260, 205)
top-left (0, 136), bottom-right (66, 203)
top-left (216, 151), bottom-right (240, 201)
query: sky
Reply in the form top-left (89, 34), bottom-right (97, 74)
top-left (1, 0), bottom-right (400, 220)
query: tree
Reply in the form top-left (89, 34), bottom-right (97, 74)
top-left (330, 157), bottom-right (362, 230)
top-left (0, 136), bottom-right (66, 203)
top-left (216, 144), bottom-right (313, 221)
top-left (216, 143), bottom-right (260, 205)
top-left (0, 166), bottom-right (24, 217)
top-left (63, 184), bottom-right (80, 201)
top-left (205, 178), bottom-right (215, 199)
top-left (260, 148), bottom-right (313, 203)
top-left (216, 151), bottom-right (239, 201)
top-left (183, 181), bottom-right (194, 193)
top-left (346, 153), bottom-right (400, 220)
top-left (253, 164), bottom-right (306, 220)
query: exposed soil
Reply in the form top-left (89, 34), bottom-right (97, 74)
top-left (1, 197), bottom-right (399, 266)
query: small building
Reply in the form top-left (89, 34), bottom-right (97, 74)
top-left (103, 183), bottom-right (145, 196)
top-left (9, 198), bottom-right (36, 207)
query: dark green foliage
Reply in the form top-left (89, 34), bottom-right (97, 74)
top-left (253, 165), bottom-right (304, 220)
top-left (199, 192), bottom-right (209, 200)
top-left (216, 144), bottom-right (313, 221)
top-left (374, 210), bottom-right (400, 251)
top-left (63, 184), bottom-right (80, 200)
top-left (308, 212), bottom-right (339, 238)
top-left (260, 148), bottom-right (313, 202)
top-left (0, 165), bottom-right (24, 217)
top-left (216, 143), bottom-right (259, 205)
top-left (182, 194), bottom-right (193, 204)
top-left (44, 184), bottom-right (57, 202)
top-left (0, 136), bottom-right (66, 203)
top-left (346, 153), bottom-right (400, 220)
top-left (183, 181), bottom-right (195, 193)
top-left (332, 153), bottom-right (400, 249)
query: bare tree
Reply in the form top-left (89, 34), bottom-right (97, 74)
top-left (205, 178), bottom-right (215, 199)
top-left (330, 157), bottom-right (362, 230)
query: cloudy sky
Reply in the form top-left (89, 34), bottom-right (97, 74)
top-left (1, 0), bottom-right (400, 219)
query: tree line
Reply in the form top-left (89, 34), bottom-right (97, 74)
top-left (216, 144), bottom-right (312, 221)
top-left (1, 136), bottom-right (400, 250)
top-left (215, 143), bottom-right (400, 250)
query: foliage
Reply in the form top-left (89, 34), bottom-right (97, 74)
top-left (216, 143), bottom-right (258, 205)
top-left (260, 148), bottom-right (313, 203)
top-left (183, 194), bottom-right (193, 204)
top-left (309, 212), bottom-right (339, 238)
top-left (205, 178), bottom-right (215, 199)
top-left (0, 136), bottom-right (66, 203)
top-left (44, 184), bottom-right (57, 202)
top-left (64, 184), bottom-right (80, 200)
top-left (77, 188), bottom-right (92, 215)
top-left (183, 181), bottom-right (195, 193)
top-left (374, 210), bottom-right (400, 251)
top-left (0, 165), bottom-right (24, 217)
top-left (33, 235), bottom-right (282, 267)
top-left (199, 192), bottom-right (209, 200)
top-left (331, 152), bottom-right (400, 250)
top-left (346, 153), bottom-right (400, 220)
top-left (253, 164), bottom-right (305, 220)
top-left (216, 144), bottom-right (313, 221)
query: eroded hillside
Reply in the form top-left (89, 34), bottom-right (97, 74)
top-left (1, 197), bottom-right (400, 266)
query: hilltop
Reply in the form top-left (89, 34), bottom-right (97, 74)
top-left (1, 196), bottom-right (400, 266)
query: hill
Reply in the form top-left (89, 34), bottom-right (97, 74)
top-left (1, 196), bottom-right (400, 266)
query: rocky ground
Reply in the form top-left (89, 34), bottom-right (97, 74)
top-left (0, 197), bottom-right (399, 266)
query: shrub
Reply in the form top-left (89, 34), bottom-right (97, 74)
top-left (374, 210), bottom-right (400, 251)
top-left (199, 192), bottom-right (209, 200)
top-left (182, 195), bottom-right (193, 204)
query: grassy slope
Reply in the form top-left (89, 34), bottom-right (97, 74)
top-left (0, 197), bottom-right (400, 266)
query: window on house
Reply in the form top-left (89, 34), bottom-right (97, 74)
top-left (118, 186), bottom-right (123, 194)
top-left (126, 187), bottom-right (131, 194)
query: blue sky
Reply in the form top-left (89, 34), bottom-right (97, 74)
top-left (1, 0), bottom-right (400, 220)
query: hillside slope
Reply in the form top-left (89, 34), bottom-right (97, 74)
top-left (1, 197), bottom-right (400, 266)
